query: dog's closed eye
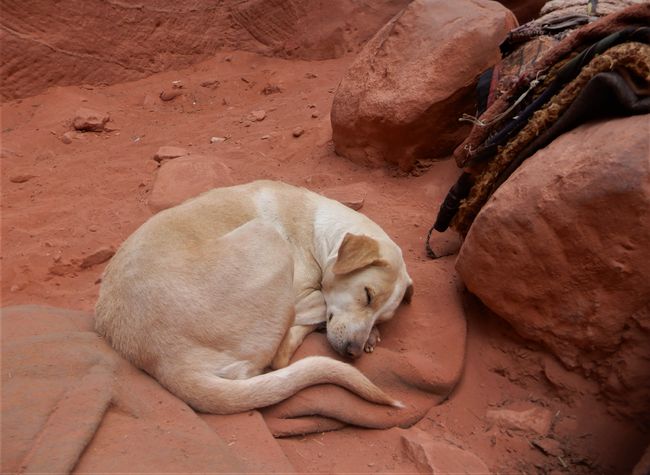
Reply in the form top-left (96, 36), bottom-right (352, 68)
top-left (364, 287), bottom-right (373, 306)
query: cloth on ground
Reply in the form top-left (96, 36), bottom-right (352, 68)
top-left (262, 258), bottom-right (466, 437)
top-left (501, 0), bottom-right (645, 55)
top-left (430, 5), bottom-right (650, 239)
top-left (451, 40), bottom-right (650, 235)
top-left (455, 3), bottom-right (650, 168)
top-left (1, 258), bottom-right (467, 445)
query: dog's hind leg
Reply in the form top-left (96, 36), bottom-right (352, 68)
top-left (271, 323), bottom-right (320, 369)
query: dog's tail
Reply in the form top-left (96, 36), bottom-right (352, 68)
top-left (160, 356), bottom-right (402, 415)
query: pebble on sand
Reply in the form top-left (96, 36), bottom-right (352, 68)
top-left (292, 126), bottom-right (304, 138)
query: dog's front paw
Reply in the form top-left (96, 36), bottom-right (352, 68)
top-left (364, 326), bottom-right (381, 353)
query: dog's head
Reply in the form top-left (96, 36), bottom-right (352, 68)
top-left (322, 233), bottom-right (413, 359)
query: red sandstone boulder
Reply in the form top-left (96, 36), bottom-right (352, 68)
top-left (456, 115), bottom-right (650, 421)
top-left (331, 0), bottom-right (517, 171)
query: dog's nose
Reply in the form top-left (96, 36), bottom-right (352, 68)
top-left (345, 342), bottom-right (363, 359)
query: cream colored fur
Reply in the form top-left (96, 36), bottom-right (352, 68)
top-left (95, 180), bottom-right (413, 414)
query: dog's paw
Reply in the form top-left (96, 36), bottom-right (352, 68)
top-left (364, 326), bottom-right (381, 353)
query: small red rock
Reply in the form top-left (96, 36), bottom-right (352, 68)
top-left (292, 126), bottom-right (304, 138)
top-left (251, 110), bottom-right (266, 121)
top-left (486, 406), bottom-right (553, 435)
top-left (200, 79), bottom-right (220, 89)
top-left (80, 247), bottom-right (115, 269)
top-left (73, 108), bottom-right (110, 132)
top-left (323, 182), bottom-right (368, 211)
top-left (154, 146), bottom-right (188, 162)
top-left (159, 90), bottom-right (183, 101)
top-left (10, 174), bottom-right (35, 183)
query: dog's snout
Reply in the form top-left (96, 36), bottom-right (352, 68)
top-left (345, 342), bottom-right (363, 359)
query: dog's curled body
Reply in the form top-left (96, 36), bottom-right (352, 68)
top-left (95, 180), bottom-right (412, 414)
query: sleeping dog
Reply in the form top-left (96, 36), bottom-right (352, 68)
top-left (95, 180), bottom-right (413, 414)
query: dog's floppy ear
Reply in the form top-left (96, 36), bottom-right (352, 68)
top-left (333, 233), bottom-right (386, 275)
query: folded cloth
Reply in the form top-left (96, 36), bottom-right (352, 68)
top-left (501, 0), bottom-right (646, 55)
top-left (451, 40), bottom-right (650, 234)
top-left (455, 3), bottom-right (650, 168)
top-left (430, 6), bottom-right (650, 239)
top-left (262, 258), bottom-right (467, 437)
top-left (468, 27), bottom-right (649, 168)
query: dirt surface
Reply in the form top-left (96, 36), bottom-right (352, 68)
top-left (2, 50), bottom-right (648, 473)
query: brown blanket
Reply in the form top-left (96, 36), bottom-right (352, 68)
top-left (454, 3), bottom-right (650, 168)
top-left (263, 257), bottom-right (466, 437)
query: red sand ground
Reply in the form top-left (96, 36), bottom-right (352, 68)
top-left (2, 50), bottom-right (647, 473)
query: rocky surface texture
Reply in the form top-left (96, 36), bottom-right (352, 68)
top-left (0, 0), bottom-right (410, 101)
top-left (1, 2), bottom-right (648, 473)
top-left (331, 0), bottom-right (518, 171)
top-left (457, 115), bottom-right (650, 424)
top-left (497, 0), bottom-right (547, 23)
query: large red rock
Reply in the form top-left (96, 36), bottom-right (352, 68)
top-left (148, 155), bottom-right (234, 213)
top-left (456, 115), bottom-right (650, 421)
top-left (331, 0), bottom-right (517, 171)
top-left (0, 0), bottom-right (410, 100)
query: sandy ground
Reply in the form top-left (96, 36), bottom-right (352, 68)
top-left (1, 50), bottom-right (647, 473)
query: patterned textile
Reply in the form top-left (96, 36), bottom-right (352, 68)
top-left (428, 4), bottom-right (650, 243)
top-left (455, 3), bottom-right (650, 168)
top-left (451, 41), bottom-right (650, 235)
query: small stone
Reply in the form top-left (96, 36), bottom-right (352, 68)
top-left (80, 247), bottom-right (115, 269)
top-left (73, 108), bottom-right (109, 132)
top-left (49, 262), bottom-right (76, 276)
top-left (154, 146), bottom-right (188, 162)
top-left (292, 126), bottom-right (304, 138)
top-left (224, 56), bottom-right (233, 62)
top-left (486, 406), bottom-right (553, 435)
top-left (311, 111), bottom-right (319, 118)
top-left (89, 225), bottom-right (99, 232)
top-left (261, 135), bottom-right (271, 140)
top-left (142, 94), bottom-right (156, 107)
top-left (61, 132), bottom-right (74, 144)
top-left (171, 80), bottom-right (184, 89)
top-left (210, 136), bottom-right (226, 144)
top-left (261, 84), bottom-right (282, 95)
top-left (251, 110), bottom-right (266, 121)
top-left (200, 79), bottom-right (220, 89)
top-left (323, 182), bottom-right (368, 211)
top-left (401, 428), bottom-right (489, 474)
top-left (10, 174), bottom-right (35, 184)
top-left (305, 72), bottom-right (318, 79)
top-left (148, 156), bottom-right (233, 212)
top-left (159, 90), bottom-right (183, 101)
